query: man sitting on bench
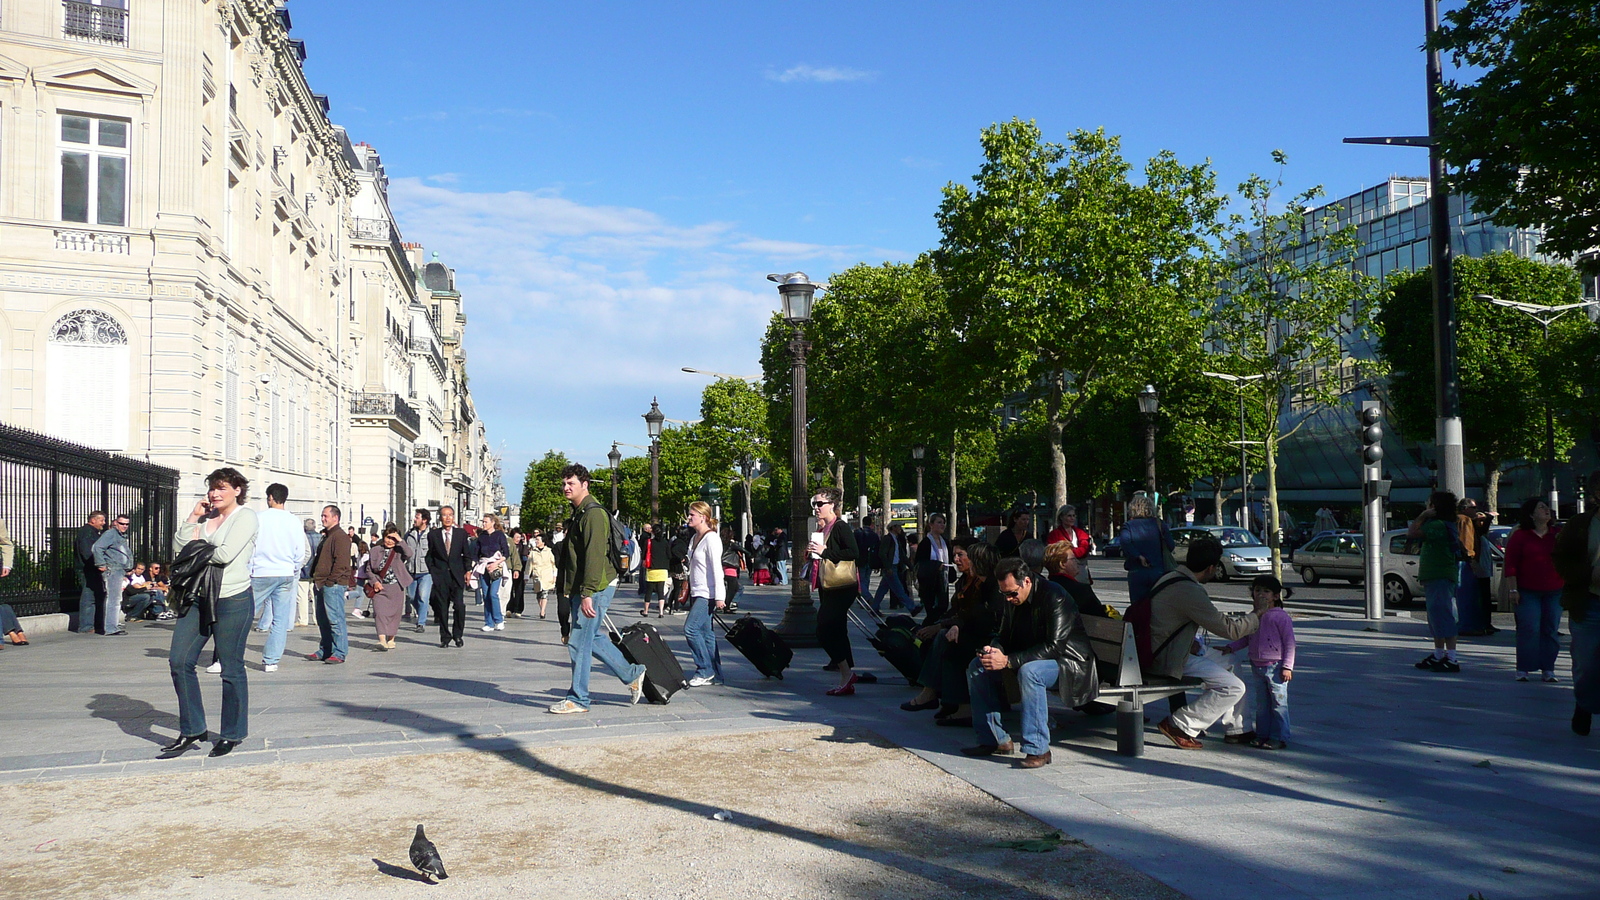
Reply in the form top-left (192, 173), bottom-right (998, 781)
top-left (962, 558), bottom-right (1099, 769)
top-left (1148, 536), bottom-right (1260, 750)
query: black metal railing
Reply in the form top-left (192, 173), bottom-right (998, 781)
top-left (351, 391), bottom-right (422, 434)
top-left (63, 0), bottom-right (128, 43)
top-left (350, 217), bottom-right (417, 286)
top-left (0, 421), bottom-right (179, 618)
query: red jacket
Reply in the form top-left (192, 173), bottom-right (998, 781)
top-left (1046, 526), bottom-right (1092, 559)
top-left (1504, 526), bottom-right (1562, 592)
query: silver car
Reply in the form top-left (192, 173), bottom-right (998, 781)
top-left (1295, 533), bottom-right (1365, 585)
top-left (1381, 528), bottom-right (1502, 607)
top-left (1170, 526), bottom-right (1273, 581)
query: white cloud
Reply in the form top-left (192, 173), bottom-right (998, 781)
top-left (765, 64), bottom-right (876, 84)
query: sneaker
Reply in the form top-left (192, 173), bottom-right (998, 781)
top-left (1415, 653), bottom-right (1442, 669)
top-left (626, 669), bottom-right (649, 705)
top-left (1543, 673), bottom-right (1559, 683)
top-left (206, 661), bottom-right (222, 674)
top-left (495, 622), bottom-right (505, 631)
top-left (482, 625), bottom-right (495, 632)
top-left (548, 699), bottom-right (589, 715)
top-left (263, 664), bottom-right (278, 673)
top-left (157, 611), bottom-right (177, 620)
top-left (304, 652), bottom-right (325, 661)
top-left (1516, 671), bottom-right (1530, 682)
top-left (324, 656), bottom-right (345, 665)
top-left (1430, 658), bottom-right (1461, 673)
top-left (688, 675), bottom-right (714, 687)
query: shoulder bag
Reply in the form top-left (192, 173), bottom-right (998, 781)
top-left (364, 548), bottom-right (398, 598)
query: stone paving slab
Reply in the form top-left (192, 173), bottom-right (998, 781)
top-left (2, 568), bottom-right (1597, 900)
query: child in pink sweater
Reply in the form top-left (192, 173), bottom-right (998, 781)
top-left (1223, 574), bottom-right (1295, 749)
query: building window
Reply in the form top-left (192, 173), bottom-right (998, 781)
top-left (60, 114), bottom-right (129, 226)
top-left (63, 0), bottom-right (128, 45)
top-left (45, 309), bottom-right (130, 450)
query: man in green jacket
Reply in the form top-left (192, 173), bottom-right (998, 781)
top-left (549, 464), bottom-right (646, 714)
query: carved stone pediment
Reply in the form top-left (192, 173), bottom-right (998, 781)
top-left (34, 57), bottom-right (157, 98)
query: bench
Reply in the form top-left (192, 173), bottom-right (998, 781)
top-left (1081, 616), bottom-right (1202, 757)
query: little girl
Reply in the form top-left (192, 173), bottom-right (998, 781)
top-left (1222, 574), bottom-right (1295, 750)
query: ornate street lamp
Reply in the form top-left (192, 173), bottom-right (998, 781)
top-left (768, 271), bottom-right (824, 644)
top-left (607, 442), bottom-right (622, 514)
top-left (1137, 385), bottom-right (1159, 497)
top-left (912, 443), bottom-right (927, 536)
top-left (644, 398), bottom-right (665, 523)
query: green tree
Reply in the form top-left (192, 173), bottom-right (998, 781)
top-left (1206, 154), bottom-right (1379, 578)
top-left (934, 121), bottom-right (1225, 510)
top-left (1377, 252), bottom-right (1587, 514)
top-left (519, 451), bottom-right (572, 531)
top-left (696, 378), bottom-right (769, 536)
top-left (1431, 1), bottom-right (1600, 257)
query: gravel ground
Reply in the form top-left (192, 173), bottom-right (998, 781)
top-left (1, 727), bottom-right (1185, 900)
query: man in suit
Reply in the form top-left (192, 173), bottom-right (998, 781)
top-left (75, 511), bottom-right (106, 633)
top-left (426, 504), bottom-right (473, 648)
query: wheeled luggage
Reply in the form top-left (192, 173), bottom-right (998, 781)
top-left (606, 617), bottom-right (688, 703)
top-left (849, 601), bottom-right (923, 685)
top-left (716, 613), bottom-right (792, 679)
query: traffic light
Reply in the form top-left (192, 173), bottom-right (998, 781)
top-left (1360, 404), bottom-right (1383, 466)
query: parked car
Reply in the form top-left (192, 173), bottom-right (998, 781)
top-left (1170, 526), bottom-right (1272, 581)
top-left (1101, 535), bottom-right (1123, 558)
top-left (1381, 527), bottom-right (1503, 607)
top-left (1294, 533), bottom-right (1365, 585)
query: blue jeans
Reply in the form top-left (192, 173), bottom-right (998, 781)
top-left (251, 575), bottom-right (298, 666)
top-left (169, 590), bottom-right (252, 741)
top-left (1250, 662), bottom-right (1291, 742)
top-left (776, 559), bottom-right (789, 585)
top-left (872, 567), bottom-right (911, 612)
top-left (1456, 563), bottom-right (1487, 632)
top-left (482, 574), bottom-right (504, 627)
top-left (314, 584), bottom-right (349, 659)
top-left (1424, 577), bottom-right (1459, 640)
top-left (1515, 589), bottom-right (1563, 674)
top-left (969, 657), bottom-right (1058, 756)
top-left (1570, 597), bottom-right (1600, 714)
top-left (78, 567), bottom-right (104, 633)
top-left (407, 572), bottom-right (432, 626)
top-left (1127, 566), bottom-right (1162, 605)
top-left (858, 567), bottom-right (873, 600)
top-left (564, 583), bottom-right (645, 709)
top-left (684, 595), bottom-right (723, 681)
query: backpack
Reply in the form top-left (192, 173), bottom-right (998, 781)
top-left (605, 511), bottom-right (631, 580)
top-left (1124, 574), bottom-right (1189, 675)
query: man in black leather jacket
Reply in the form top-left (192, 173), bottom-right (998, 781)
top-left (962, 557), bottom-right (1098, 769)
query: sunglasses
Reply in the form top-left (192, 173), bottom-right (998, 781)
top-left (811, 499), bottom-right (831, 508)
top-left (999, 589), bottom-right (1023, 600)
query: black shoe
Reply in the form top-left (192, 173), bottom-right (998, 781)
top-left (901, 698), bottom-right (940, 712)
top-left (1415, 654), bottom-right (1441, 669)
top-left (208, 740), bottom-right (239, 757)
top-left (856, 672), bottom-right (878, 684)
top-left (1430, 657), bottom-right (1461, 673)
top-left (454, 638), bottom-right (464, 647)
top-left (439, 640), bottom-right (450, 648)
top-left (960, 741), bottom-right (1013, 757)
top-left (159, 733), bottom-right (207, 756)
top-left (936, 716), bottom-right (972, 727)
top-left (1223, 731), bottom-right (1257, 745)
top-left (1575, 708), bottom-right (1593, 736)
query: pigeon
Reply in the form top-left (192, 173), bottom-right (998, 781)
top-left (410, 824), bottom-right (448, 880)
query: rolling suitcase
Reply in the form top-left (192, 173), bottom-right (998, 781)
top-left (605, 617), bottom-right (688, 703)
top-left (716, 613), bottom-right (793, 679)
top-left (849, 601), bottom-right (924, 685)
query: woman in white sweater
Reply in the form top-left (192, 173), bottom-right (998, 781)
top-left (682, 501), bottom-right (725, 687)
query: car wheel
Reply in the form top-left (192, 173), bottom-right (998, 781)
top-left (1300, 566), bottom-right (1319, 586)
top-left (1216, 564), bottom-right (1231, 582)
top-left (1383, 574), bottom-right (1411, 607)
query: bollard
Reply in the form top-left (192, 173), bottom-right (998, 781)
top-left (1117, 700), bottom-right (1144, 757)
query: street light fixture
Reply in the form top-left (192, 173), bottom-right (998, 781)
top-left (767, 271), bottom-right (825, 645)
top-left (607, 442), bottom-right (622, 515)
top-left (681, 367), bottom-right (762, 381)
top-left (1474, 292), bottom-right (1600, 511)
top-left (1203, 371), bottom-right (1268, 532)
top-left (1137, 385), bottom-right (1159, 496)
top-left (644, 398), bottom-right (665, 523)
top-left (912, 443), bottom-right (927, 536)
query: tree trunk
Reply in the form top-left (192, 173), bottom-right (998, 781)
top-left (1213, 475), bottom-right (1225, 528)
top-left (949, 433), bottom-right (959, 536)
top-left (835, 460), bottom-right (846, 494)
top-left (1266, 434), bottom-right (1283, 581)
top-left (881, 465), bottom-right (893, 533)
top-left (1486, 463), bottom-right (1502, 524)
top-left (1047, 370), bottom-right (1068, 510)
top-left (741, 476), bottom-right (754, 540)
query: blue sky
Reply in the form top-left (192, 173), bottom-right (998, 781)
top-left (290, 1), bottom-right (1439, 497)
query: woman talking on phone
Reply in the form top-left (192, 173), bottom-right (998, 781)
top-left (163, 467), bottom-right (258, 758)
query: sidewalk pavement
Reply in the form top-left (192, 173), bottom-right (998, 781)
top-left (2, 579), bottom-right (1596, 900)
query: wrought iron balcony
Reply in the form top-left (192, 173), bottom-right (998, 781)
top-left (350, 217), bottom-right (417, 285)
top-left (64, 0), bottom-right (127, 44)
top-left (351, 391), bottom-right (421, 437)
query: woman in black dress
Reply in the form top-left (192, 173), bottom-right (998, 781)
top-left (809, 486), bottom-right (860, 696)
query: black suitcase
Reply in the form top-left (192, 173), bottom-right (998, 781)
top-left (850, 603), bottom-right (924, 685)
top-left (607, 618), bottom-right (687, 703)
top-left (716, 613), bottom-right (793, 679)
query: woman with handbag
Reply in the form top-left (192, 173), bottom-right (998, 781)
top-left (683, 502), bottom-right (727, 686)
top-left (809, 486), bottom-right (862, 696)
top-left (362, 524), bottom-right (412, 650)
top-left (475, 514), bottom-right (510, 632)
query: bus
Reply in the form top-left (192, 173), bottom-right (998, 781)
top-left (887, 498), bottom-right (918, 534)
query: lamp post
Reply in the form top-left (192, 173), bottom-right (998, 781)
top-left (1137, 385), bottom-right (1159, 497)
top-left (1475, 293), bottom-right (1600, 513)
top-left (1202, 372), bottom-right (1267, 531)
top-left (607, 442), bottom-right (622, 515)
top-left (768, 271), bottom-right (823, 645)
top-left (912, 443), bottom-right (927, 536)
top-left (644, 398), bottom-right (664, 523)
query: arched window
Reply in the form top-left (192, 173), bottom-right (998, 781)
top-left (46, 308), bottom-right (129, 450)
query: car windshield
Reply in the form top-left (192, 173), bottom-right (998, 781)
top-left (1217, 528), bottom-right (1264, 547)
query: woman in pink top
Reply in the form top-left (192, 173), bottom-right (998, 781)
top-left (1223, 574), bottom-right (1295, 749)
top-left (1504, 498), bottom-right (1563, 682)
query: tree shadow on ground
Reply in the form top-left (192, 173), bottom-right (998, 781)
top-left (86, 693), bottom-right (178, 746)
top-left (367, 672), bottom-right (543, 707)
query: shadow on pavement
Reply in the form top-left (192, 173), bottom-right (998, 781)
top-left (370, 858), bottom-right (436, 884)
top-left (367, 672), bottom-right (543, 707)
top-left (87, 693), bottom-right (178, 747)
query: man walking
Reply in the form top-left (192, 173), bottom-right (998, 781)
top-left (250, 484), bottom-right (310, 672)
top-left (307, 505), bottom-right (353, 664)
top-left (855, 515), bottom-right (881, 604)
top-left (75, 511), bottom-right (106, 633)
top-left (426, 505), bottom-right (472, 648)
top-left (871, 522), bottom-right (912, 612)
top-left (91, 513), bottom-right (133, 636)
top-left (1145, 536), bottom-right (1261, 750)
top-left (548, 464), bottom-right (646, 714)
top-left (404, 509), bottom-right (433, 633)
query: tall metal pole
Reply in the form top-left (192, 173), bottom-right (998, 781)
top-left (1238, 391), bottom-right (1250, 533)
top-left (915, 465), bottom-right (925, 537)
top-left (1541, 320), bottom-right (1559, 512)
top-left (1144, 415), bottom-right (1157, 496)
top-left (648, 438), bottom-right (660, 523)
top-left (775, 323), bottom-right (817, 644)
top-left (1362, 400), bottom-right (1386, 620)
top-left (1426, 0), bottom-right (1465, 498)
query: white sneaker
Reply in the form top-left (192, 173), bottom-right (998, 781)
top-left (481, 625), bottom-right (495, 632)
top-left (495, 622), bottom-right (505, 631)
top-left (688, 675), bottom-right (714, 687)
top-left (627, 670), bottom-right (649, 705)
top-left (206, 661), bottom-right (222, 674)
top-left (548, 699), bottom-right (589, 715)
top-left (263, 664), bottom-right (278, 673)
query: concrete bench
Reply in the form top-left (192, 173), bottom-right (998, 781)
top-left (1081, 615), bottom-right (1202, 757)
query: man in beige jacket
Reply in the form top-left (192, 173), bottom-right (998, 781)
top-left (1146, 536), bottom-right (1260, 750)
top-left (0, 517), bottom-right (13, 577)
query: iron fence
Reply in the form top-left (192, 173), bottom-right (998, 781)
top-left (0, 421), bottom-right (179, 617)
